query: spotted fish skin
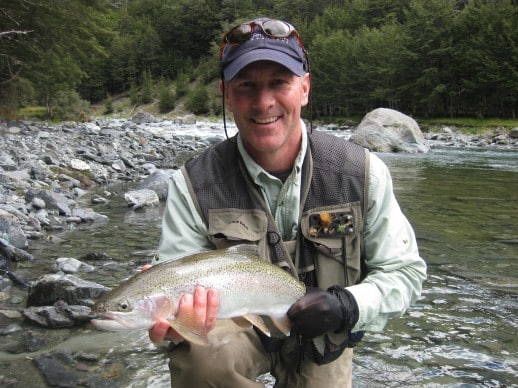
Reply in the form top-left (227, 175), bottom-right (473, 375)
top-left (91, 245), bottom-right (305, 344)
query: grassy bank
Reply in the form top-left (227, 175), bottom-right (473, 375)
top-left (417, 117), bottom-right (518, 134)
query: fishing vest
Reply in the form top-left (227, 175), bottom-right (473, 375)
top-left (182, 130), bottom-right (369, 288)
top-left (182, 130), bottom-right (369, 363)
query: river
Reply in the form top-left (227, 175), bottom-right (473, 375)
top-left (2, 139), bottom-right (517, 387)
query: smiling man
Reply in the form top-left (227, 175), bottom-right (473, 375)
top-left (150, 17), bottom-right (427, 387)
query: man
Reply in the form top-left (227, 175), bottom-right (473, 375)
top-left (150, 17), bottom-right (427, 387)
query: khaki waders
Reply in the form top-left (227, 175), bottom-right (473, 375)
top-left (167, 321), bottom-right (353, 388)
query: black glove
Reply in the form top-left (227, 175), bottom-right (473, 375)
top-left (287, 286), bottom-right (359, 339)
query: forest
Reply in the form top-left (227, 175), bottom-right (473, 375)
top-left (0, 0), bottom-right (516, 120)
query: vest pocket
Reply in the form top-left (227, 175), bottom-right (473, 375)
top-left (300, 203), bottom-right (363, 287)
top-left (208, 208), bottom-right (268, 249)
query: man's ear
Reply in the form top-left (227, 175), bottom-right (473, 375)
top-left (220, 80), bottom-right (233, 112)
top-left (301, 73), bottom-right (311, 107)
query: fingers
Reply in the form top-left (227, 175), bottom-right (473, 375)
top-left (141, 264), bottom-right (153, 271)
top-left (148, 320), bottom-right (172, 344)
top-left (190, 286), bottom-right (219, 333)
top-left (150, 287), bottom-right (219, 344)
top-left (206, 289), bottom-right (219, 331)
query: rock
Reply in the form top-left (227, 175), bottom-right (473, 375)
top-left (23, 301), bottom-right (94, 328)
top-left (33, 353), bottom-right (80, 387)
top-left (350, 108), bottom-right (430, 153)
top-left (0, 238), bottom-right (34, 261)
top-left (69, 158), bottom-right (91, 171)
top-left (25, 189), bottom-right (73, 216)
top-left (124, 188), bottom-right (159, 210)
top-left (9, 331), bottom-right (47, 353)
top-left (53, 257), bottom-right (95, 274)
top-left (26, 273), bottom-right (110, 307)
top-left (510, 127), bottom-right (518, 139)
top-left (132, 111), bottom-right (157, 124)
top-left (137, 169), bottom-right (172, 200)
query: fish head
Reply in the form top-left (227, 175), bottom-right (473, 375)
top-left (91, 294), bottom-right (178, 331)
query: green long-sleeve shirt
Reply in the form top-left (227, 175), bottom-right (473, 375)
top-left (157, 122), bottom-right (427, 332)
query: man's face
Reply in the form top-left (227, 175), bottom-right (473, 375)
top-left (223, 61), bottom-right (310, 162)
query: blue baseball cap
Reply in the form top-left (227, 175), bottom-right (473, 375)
top-left (220, 19), bottom-right (308, 81)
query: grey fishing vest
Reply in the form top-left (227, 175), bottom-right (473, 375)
top-left (182, 130), bottom-right (369, 289)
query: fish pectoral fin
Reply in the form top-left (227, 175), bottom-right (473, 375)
top-left (270, 315), bottom-right (292, 337)
top-left (242, 314), bottom-right (271, 337)
top-left (232, 316), bottom-right (252, 329)
top-left (167, 316), bottom-right (209, 346)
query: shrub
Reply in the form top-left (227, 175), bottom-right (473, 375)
top-left (186, 84), bottom-right (209, 115)
top-left (50, 90), bottom-right (90, 121)
top-left (175, 73), bottom-right (189, 98)
top-left (104, 94), bottom-right (114, 114)
top-left (158, 84), bottom-right (175, 113)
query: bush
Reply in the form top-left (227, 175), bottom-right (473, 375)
top-left (186, 84), bottom-right (209, 115)
top-left (175, 73), bottom-right (190, 98)
top-left (158, 84), bottom-right (175, 113)
top-left (104, 94), bottom-right (114, 114)
top-left (0, 77), bottom-right (35, 107)
top-left (50, 90), bottom-right (90, 121)
top-left (140, 69), bottom-right (153, 104)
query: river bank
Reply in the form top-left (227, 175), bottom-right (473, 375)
top-left (0, 114), bottom-right (517, 386)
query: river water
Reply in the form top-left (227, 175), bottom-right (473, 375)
top-left (2, 133), bottom-right (517, 387)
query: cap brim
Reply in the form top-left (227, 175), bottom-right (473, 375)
top-left (222, 49), bottom-right (305, 81)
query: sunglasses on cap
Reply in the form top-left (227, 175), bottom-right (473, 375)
top-left (219, 18), bottom-right (306, 59)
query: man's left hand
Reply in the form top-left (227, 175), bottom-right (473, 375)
top-left (287, 286), bottom-right (359, 339)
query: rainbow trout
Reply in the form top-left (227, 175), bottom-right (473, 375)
top-left (91, 245), bottom-right (305, 345)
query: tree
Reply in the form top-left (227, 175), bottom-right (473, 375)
top-left (0, 0), bottom-right (112, 111)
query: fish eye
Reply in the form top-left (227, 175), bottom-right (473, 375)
top-left (118, 300), bottom-right (130, 311)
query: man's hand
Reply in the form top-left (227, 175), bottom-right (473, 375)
top-left (148, 286), bottom-right (220, 344)
top-left (287, 286), bottom-right (359, 339)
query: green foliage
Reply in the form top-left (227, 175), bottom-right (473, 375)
top-left (49, 90), bottom-right (90, 121)
top-left (140, 70), bottom-right (154, 105)
top-left (129, 84), bottom-right (140, 107)
top-left (17, 106), bottom-right (48, 120)
top-left (175, 73), bottom-right (190, 99)
top-left (104, 94), bottom-right (114, 115)
top-left (0, 77), bottom-right (34, 107)
top-left (1, 0), bottom-right (516, 119)
top-left (0, 0), bottom-right (111, 107)
top-left (158, 82), bottom-right (176, 113)
top-left (186, 84), bottom-right (210, 115)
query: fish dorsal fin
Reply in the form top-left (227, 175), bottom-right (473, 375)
top-left (242, 314), bottom-right (271, 337)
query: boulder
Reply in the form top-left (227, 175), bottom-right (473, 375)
top-left (350, 108), bottom-right (430, 153)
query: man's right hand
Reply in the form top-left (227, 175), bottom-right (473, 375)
top-left (148, 286), bottom-right (220, 344)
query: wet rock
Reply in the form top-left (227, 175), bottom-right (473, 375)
top-left (53, 257), bottom-right (95, 274)
top-left (80, 252), bottom-right (113, 261)
top-left (0, 323), bottom-right (22, 336)
top-left (124, 188), bottom-right (159, 210)
top-left (33, 353), bottom-right (80, 387)
top-left (23, 300), bottom-right (94, 327)
top-left (25, 189), bottom-right (72, 216)
top-left (7, 331), bottom-right (48, 353)
top-left (0, 238), bottom-right (34, 261)
top-left (26, 273), bottom-right (110, 307)
top-left (350, 108), bottom-right (430, 153)
top-left (137, 169), bottom-right (172, 200)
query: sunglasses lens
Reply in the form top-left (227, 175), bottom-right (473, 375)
top-left (262, 20), bottom-right (292, 37)
top-left (226, 25), bottom-right (252, 44)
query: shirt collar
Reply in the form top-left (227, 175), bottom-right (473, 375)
top-left (237, 120), bottom-right (308, 184)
